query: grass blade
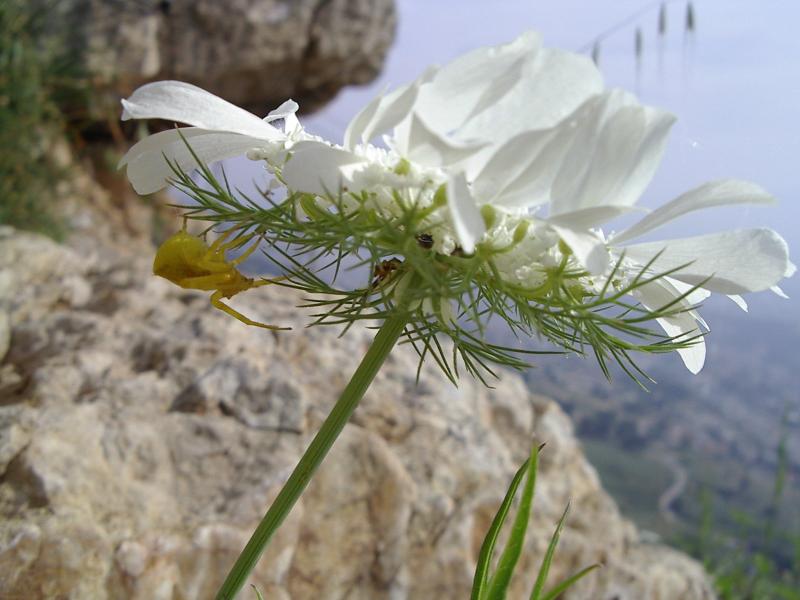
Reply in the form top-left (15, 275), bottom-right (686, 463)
top-left (529, 503), bottom-right (571, 600)
top-left (471, 446), bottom-right (539, 600)
top-left (539, 564), bottom-right (601, 600)
top-left (251, 585), bottom-right (265, 600)
top-left (484, 443), bottom-right (542, 600)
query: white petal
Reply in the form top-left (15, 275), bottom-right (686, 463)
top-left (284, 113), bottom-right (301, 136)
top-left (607, 107), bottom-right (674, 207)
top-left (552, 93), bottom-right (675, 214)
top-left (665, 276), bottom-right (711, 305)
top-left (281, 141), bottom-right (367, 196)
top-left (404, 113), bottom-right (487, 168)
top-left (362, 78), bottom-right (425, 150)
top-left (727, 294), bottom-right (749, 311)
top-left (456, 43), bottom-right (604, 144)
top-left (264, 99), bottom-right (299, 122)
top-left (471, 128), bottom-right (556, 205)
top-left (771, 285), bottom-right (789, 299)
top-left (550, 92), bottom-right (632, 214)
top-left (634, 278), bottom-right (706, 374)
top-left (447, 172), bottom-right (484, 255)
top-left (120, 127), bottom-right (204, 167)
top-left (549, 225), bottom-right (609, 275)
top-left (567, 105), bottom-right (648, 208)
top-left (344, 90), bottom-right (383, 151)
top-left (265, 99), bottom-right (301, 135)
top-left (664, 277), bottom-right (710, 329)
top-left (484, 116), bottom-right (584, 209)
top-left (612, 180), bottom-right (775, 244)
top-left (345, 67), bottom-right (436, 152)
top-left (623, 228), bottom-right (791, 294)
top-left (414, 32), bottom-right (542, 137)
top-left (121, 128), bottom-right (270, 194)
top-left (121, 81), bottom-right (282, 141)
top-left (667, 328), bottom-right (705, 373)
top-left (547, 206), bottom-right (640, 230)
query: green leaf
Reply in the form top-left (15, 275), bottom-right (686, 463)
top-left (529, 503), bottom-right (571, 600)
top-left (539, 564), bottom-right (601, 600)
top-left (484, 443), bottom-right (542, 600)
top-left (471, 445), bottom-right (540, 600)
top-left (250, 584), bottom-right (265, 600)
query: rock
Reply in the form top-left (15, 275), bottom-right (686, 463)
top-left (54, 0), bottom-right (396, 115)
top-left (0, 310), bottom-right (9, 363)
top-left (0, 522), bottom-right (42, 591)
top-left (0, 215), bottom-right (715, 597)
top-left (288, 425), bottom-right (416, 598)
top-left (617, 544), bottom-right (717, 600)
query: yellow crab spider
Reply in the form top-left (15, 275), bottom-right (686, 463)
top-left (153, 225), bottom-right (289, 330)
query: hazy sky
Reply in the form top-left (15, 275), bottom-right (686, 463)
top-left (234, 0), bottom-right (799, 315)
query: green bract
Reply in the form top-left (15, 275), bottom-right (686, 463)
top-left (168, 140), bottom-right (708, 386)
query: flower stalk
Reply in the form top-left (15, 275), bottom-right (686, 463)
top-left (215, 310), bottom-right (410, 599)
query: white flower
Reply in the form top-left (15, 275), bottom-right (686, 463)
top-left (119, 33), bottom-right (793, 373)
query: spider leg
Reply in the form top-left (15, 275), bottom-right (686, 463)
top-left (210, 290), bottom-right (290, 330)
top-left (249, 276), bottom-right (286, 288)
top-left (173, 274), bottom-right (231, 291)
top-left (217, 234), bottom-right (254, 255)
top-left (194, 257), bottom-right (237, 273)
top-left (210, 229), bottom-right (261, 257)
top-left (228, 236), bottom-right (261, 267)
top-left (206, 231), bottom-right (262, 270)
top-left (207, 227), bottom-right (236, 252)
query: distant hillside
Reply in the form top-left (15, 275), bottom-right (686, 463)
top-left (520, 298), bottom-right (800, 566)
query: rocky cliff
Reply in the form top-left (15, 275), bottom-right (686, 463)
top-left (0, 168), bottom-right (717, 599)
top-left (50, 0), bottom-right (396, 114)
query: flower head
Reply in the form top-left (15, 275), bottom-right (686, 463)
top-left (120, 32), bottom-right (792, 381)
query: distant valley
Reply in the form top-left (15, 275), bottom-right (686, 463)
top-left (519, 298), bottom-right (800, 564)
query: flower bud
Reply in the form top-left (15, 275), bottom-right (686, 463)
top-left (480, 205), bottom-right (497, 230)
top-left (393, 158), bottom-right (411, 176)
top-left (433, 184), bottom-right (447, 208)
top-left (512, 220), bottom-right (530, 245)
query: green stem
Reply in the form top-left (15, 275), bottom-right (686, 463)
top-left (215, 312), bottom-right (409, 599)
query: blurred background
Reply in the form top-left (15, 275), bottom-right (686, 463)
top-left (2, 0), bottom-right (798, 597)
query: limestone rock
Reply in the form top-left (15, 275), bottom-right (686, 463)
top-left (0, 309), bottom-right (9, 363)
top-left (0, 219), bottom-right (715, 598)
top-left (53, 0), bottom-right (396, 114)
